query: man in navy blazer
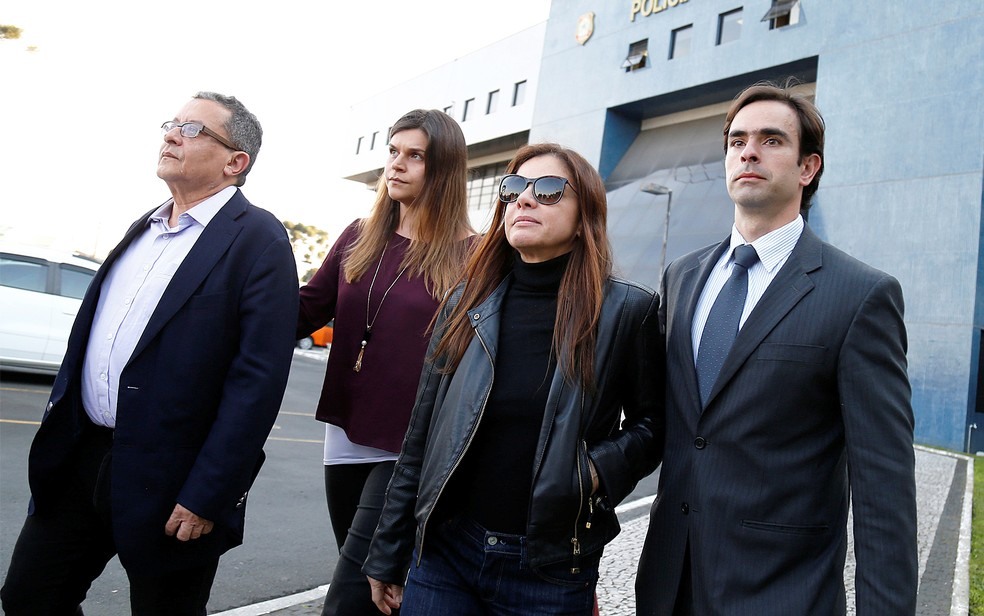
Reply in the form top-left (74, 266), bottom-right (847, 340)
top-left (1, 92), bottom-right (298, 615)
top-left (636, 83), bottom-right (917, 614)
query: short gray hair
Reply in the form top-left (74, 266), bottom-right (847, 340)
top-left (194, 91), bottom-right (263, 186)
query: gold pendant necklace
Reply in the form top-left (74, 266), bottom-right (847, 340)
top-left (354, 239), bottom-right (409, 372)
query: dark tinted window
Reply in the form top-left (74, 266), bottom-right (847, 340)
top-left (718, 8), bottom-right (743, 45)
top-left (0, 255), bottom-right (48, 293)
top-left (60, 264), bottom-right (96, 299)
top-left (671, 25), bottom-right (693, 59)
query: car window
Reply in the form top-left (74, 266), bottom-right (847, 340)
top-left (0, 256), bottom-right (48, 293)
top-left (60, 264), bottom-right (96, 299)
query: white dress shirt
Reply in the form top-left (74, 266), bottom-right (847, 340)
top-left (81, 186), bottom-right (236, 427)
top-left (691, 215), bottom-right (804, 364)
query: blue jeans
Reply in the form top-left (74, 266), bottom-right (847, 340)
top-left (401, 516), bottom-right (600, 616)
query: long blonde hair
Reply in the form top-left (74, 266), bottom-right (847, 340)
top-left (344, 110), bottom-right (474, 299)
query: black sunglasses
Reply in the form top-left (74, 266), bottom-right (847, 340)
top-left (498, 174), bottom-right (578, 205)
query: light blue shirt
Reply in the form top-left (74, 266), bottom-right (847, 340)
top-left (81, 186), bottom-right (236, 427)
top-left (691, 215), bottom-right (804, 364)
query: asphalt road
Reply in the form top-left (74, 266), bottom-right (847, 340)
top-left (0, 349), bottom-right (337, 614)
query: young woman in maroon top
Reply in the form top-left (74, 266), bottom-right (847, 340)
top-left (297, 109), bottom-right (474, 616)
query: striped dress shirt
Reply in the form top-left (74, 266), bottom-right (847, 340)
top-left (690, 215), bottom-right (804, 364)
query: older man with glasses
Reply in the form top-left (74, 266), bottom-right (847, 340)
top-left (1, 92), bottom-right (298, 616)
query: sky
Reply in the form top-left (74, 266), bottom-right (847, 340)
top-left (0, 0), bottom-right (552, 258)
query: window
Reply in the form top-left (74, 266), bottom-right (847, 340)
top-left (621, 39), bottom-right (649, 72)
top-left (444, 105), bottom-right (454, 115)
top-left (370, 131), bottom-right (379, 150)
top-left (761, 0), bottom-right (799, 29)
top-left (467, 162), bottom-right (510, 211)
top-left (0, 256), bottom-right (47, 293)
top-left (462, 98), bottom-right (475, 122)
top-left (512, 80), bottom-right (527, 106)
top-left (486, 90), bottom-right (500, 115)
top-left (717, 8), bottom-right (743, 45)
top-left (355, 136), bottom-right (363, 155)
top-left (670, 25), bottom-right (693, 59)
top-left (59, 265), bottom-right (95, 299)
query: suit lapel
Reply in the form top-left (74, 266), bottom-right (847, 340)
top-left (129, 192), bottom-right (247, 361)
top-left (704, 226), bottom-right (823, 405)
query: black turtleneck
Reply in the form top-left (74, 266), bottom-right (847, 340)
top-left (437, 251), bottom-right (570, 534)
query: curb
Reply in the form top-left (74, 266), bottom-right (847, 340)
top-left (951, 455), bottom-right (974, 616)
top-left (212, 585), bottom-right (329, 616)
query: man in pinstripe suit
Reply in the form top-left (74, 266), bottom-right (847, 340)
top-left (635, 83), bottom-right (917, 615)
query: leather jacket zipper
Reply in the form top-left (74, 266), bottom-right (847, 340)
top-left (572, 443), bottom-right (585, 574)
top-left (416, 324), bottom-right (495, 567)
top-left (571, 390), bottom-right (588, 574)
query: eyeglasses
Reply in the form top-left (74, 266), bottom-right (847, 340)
top-left (161, 121), bottom-right (239, 151)
top-left (498, 174), bottom-right (578, 206)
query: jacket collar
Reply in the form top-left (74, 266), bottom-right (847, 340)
top-left (466, 273), bottom-right (513, 363)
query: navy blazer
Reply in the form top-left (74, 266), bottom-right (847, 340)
top-left (636, 225), bottom-right (917, 615)
top-left (26, 190), bottom-right (298, 575)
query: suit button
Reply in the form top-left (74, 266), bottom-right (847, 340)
top-left (681, 502), bottom-right (689, 515)
top-left (694, 437), bottom-right (706, 449)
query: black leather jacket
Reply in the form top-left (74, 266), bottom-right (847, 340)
top-left (363, 274), bottom-right (664, 584)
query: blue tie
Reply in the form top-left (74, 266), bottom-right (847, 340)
top-left (696, 244), bottom-right (759, 406)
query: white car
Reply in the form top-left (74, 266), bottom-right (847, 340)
top-left (0, 243), bottom-right (101, 375)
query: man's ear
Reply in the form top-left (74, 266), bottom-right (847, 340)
top-left (799, 153), bottom-right (821, 187)
top-left (225, 151), bottom-right (250, 179)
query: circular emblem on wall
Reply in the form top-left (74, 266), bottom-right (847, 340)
top-left (576, 12), bottom-right (595, 45)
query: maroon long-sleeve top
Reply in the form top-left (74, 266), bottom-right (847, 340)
top-left (297, 220), bottom-right (441, 453)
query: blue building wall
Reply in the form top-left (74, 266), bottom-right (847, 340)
top-left (530, 0), bottom-right (984, 449)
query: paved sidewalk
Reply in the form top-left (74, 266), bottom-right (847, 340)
top-left (215, 446), bottom-right (972, 616)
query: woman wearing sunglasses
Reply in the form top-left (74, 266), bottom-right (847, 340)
top-left (297, 109), bottom-right (474, 615)
top-left (364, 143), bottom-right (665, 615)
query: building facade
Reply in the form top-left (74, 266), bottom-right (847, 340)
top-left (342, 1), bottom-right (984, 451)
top-left (340, 23), bottom-right (548, 232)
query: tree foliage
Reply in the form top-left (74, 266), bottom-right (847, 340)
top-left (0, 25), bottom-right (23, 39)
top-left (282, 220), bottom-right (331, 270)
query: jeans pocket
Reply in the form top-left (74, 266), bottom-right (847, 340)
top-left (533, 555), bottom-right (600, 588)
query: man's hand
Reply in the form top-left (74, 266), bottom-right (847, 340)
top-left (368, 576), bottom-right (403, 615)
top-left (164, 504), bottom-right (214, 541)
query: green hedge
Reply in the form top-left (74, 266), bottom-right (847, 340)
top-left (971, 459), bottom-right (984, 614)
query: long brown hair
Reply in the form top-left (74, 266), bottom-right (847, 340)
top-left (434, 143), bottom-right (613, 388)
top-left (344, 109), bottom-right (473, 299)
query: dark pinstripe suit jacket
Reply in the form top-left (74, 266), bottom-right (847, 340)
top-left (636, 225), bottom-right (917, 615)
